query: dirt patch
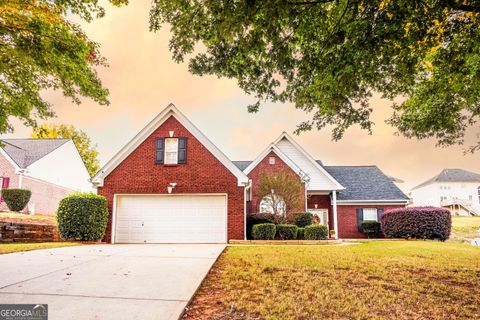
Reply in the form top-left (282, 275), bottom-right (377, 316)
top-left (182, 261), bottom-right (229, 320)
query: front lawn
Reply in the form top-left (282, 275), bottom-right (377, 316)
top-left (0, 242), bottom-right (79, 254)
top-left (451, 216), bottom-right (480, 242)
top-left (185, 241), bottom-right (480, 320)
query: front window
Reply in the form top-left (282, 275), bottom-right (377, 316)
top-left (259, 195), bottom-right (286, 216)
top-left (363, 208), bottom-right (378, 221)
top-left (164, 138), bottom-right (178, 164)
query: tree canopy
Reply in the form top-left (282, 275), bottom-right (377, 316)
top-left (150, 0), bottom-right (480, 151)
top-left (0, 0), bottom-right (127, 134)
top-left (31, 124), bottom-right (99, 177)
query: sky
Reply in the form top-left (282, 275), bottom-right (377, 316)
top-left (5, 2), bottom-right (480, 191)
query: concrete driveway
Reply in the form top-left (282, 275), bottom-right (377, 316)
top-left (0, 244), bottom-right (225, 320)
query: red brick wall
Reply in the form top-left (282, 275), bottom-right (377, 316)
top-left (337, 204), bottom-right (405, 238)
top-left (97, 115), bottom-right (245, 242)
top-left (247, 151), bottom-right (305, 214)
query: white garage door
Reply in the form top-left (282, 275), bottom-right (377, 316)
top-left (114, 194), bottom-right (227, 243)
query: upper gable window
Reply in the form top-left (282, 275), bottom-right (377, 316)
top-left (155, 137), bottom-right (187, 165)
top-left (165, 138), bottom-right (179, 164)
top-left (269, 156), bottom-right (276, 165)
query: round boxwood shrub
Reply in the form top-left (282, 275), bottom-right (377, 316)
top-left (252, 223), bottom-right (276, 240)
top-left (297, 227), bottom-right (305, 240)
top-left (56, 193), bottom-right (109, 241)
top-left (276, 224), bottom-right (298, 240)
top-left (381, 206), bottom-right (451, 241)
top-left (292, 212), bottom-right (313, 227)
top-left (1, 189), bottom-right (31, 212)
top-left (246, 213), bottom-right (275, 239)
top-left (304, 224), bottom-right (329, 240)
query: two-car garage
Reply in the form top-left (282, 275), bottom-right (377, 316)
top-left (113, 194), bottom-right (227, 244)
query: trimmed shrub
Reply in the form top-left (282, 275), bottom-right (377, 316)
top-left (292, 212), bottom-right (313, 227)
top-left (361, 221), bottom-right (381, 238)
top-left (304, 224), bottom-right (329, 240)
top-left (1, 189), bottom-right (31, 212)
top-left (381, 206), bottom-right (451, 241)
top-left (297, 227), bottom-right (305, 240)
top-left (247, 213), bottom-right (275, 239)
top-left (56, 193), bottom-right (109, 241)
top-left (252, 223), bottom-right (276, 240)
top-left (276, 224), bottom-right (298, 240)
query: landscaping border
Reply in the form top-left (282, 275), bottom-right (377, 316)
top-left (229, 239), bottom-right (342, 245)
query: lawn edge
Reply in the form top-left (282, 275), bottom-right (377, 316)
top-left (179, 245), bottom-right (228, 319)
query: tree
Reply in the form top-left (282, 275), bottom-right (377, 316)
top-left (0, 0), bottom-right (127, 135)
top-left (150, 1), bottom-right (480, 151)
top-left (256, 170), bottom-right (303, 223)
top-left (31, 124), bottom-right (99, 177)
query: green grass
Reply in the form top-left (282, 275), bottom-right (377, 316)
top-left (0, 242), bottom-right (79, 254)
top-left (451, 216), bottom-right (480, 242)
top-left (188, 242), bottom-right (480, 320)
top-left (0, 212), bottom-right (56, 224)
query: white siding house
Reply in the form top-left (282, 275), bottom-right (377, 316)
top-left (411, 169), bottom-right (480, 216)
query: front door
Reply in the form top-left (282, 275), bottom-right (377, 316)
top-left (309, 209), bottom-right (328, 226)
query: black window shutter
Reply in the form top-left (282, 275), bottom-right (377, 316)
top-left (155, 138), bottom-right (164, 164)
top-left (377, 208), bottom-right (384, 223)
top-left (357, 208), bottom-right (364, 232)
top-left (178, 137), bottom-right (187, 164)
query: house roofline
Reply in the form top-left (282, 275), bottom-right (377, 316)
top-left (243, 143), bottom-right (307, 178)
top-left (273, 132), bottom-right (344, 190)
top-left (92, 103), bottom-right (249, 187)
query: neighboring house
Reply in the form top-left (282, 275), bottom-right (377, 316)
top-left (93, 104), bottom-right (408, 243)
top-left (411, 169), bottom-right (480, 216)
top-left (0, 139), bottom-right (92, 215)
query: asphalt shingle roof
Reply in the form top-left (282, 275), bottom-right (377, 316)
top-left (1, 139), bottom-right (70, 168)
top-left (233, 159), bottom-right (408, 201)
top-left (320, 163), bottom-right (409, 201)
top-left (413, 168), bottom-right (480, 190)
top-left (232, 161), bottom-right (252, 171)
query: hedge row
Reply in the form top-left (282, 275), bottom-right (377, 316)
top-left (252, 223), bottom-right (328, 240)
top-left (381, 207), bottom-right (451, 240)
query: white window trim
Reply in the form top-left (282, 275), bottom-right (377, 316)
top-left (164, 138), bottom-right (179, 165)
top-left (363, 208), bottom-right (378, 221)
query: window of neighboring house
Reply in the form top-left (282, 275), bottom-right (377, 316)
top-left (363, 208), bottom-right (378, 221)
top-left (0, 177), bottom-right (9, 203)
top-left (259, 195), bottom-right (286, 216)
top-left (440, 196), bottom-right (448, 202)
top-left (469, 195), bottom-right (473, 201)
top-left (269, 156), bottom-right (276, 165)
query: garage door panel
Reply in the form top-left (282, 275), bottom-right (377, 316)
top-left (114, 195), bottom-right (227, 243)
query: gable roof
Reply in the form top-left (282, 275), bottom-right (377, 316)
top-left (412, 168), bottom-right (480, 190)
top-left (242, 143), bottom-right (310, 181)
top-left (273, 133), bottom-right (344, 191)
top-left (1, 139), bottom-right (70, 168)
top-left (322, 165), bottom-right (409, 202)
top-left (92, 104), bottom-right (249, 187)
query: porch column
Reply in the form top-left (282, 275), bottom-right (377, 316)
top-left (332, 190), bottom-right (338, 240)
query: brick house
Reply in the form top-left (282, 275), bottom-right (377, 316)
top-left (0, 139), bottom-right (92, 215)
top-left (93, 104), bottom-right (408, 243)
